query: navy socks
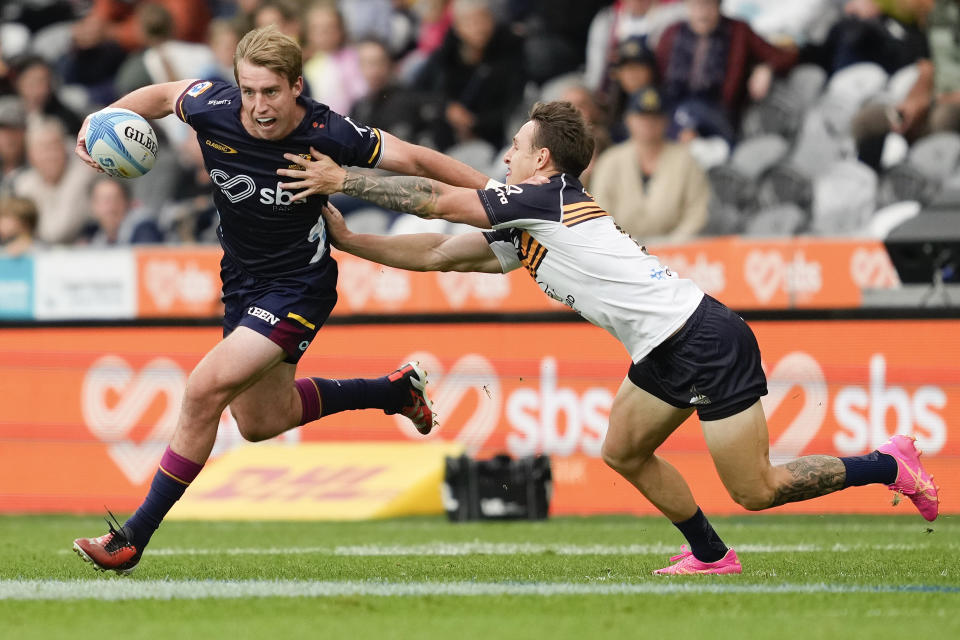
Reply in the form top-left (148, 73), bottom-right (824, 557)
top-left (673, 507), bottom-right (728, 563)
top-left (124, 447), bottom-right (203, 550)
top-left (840, 451), bottom-right (898, 487)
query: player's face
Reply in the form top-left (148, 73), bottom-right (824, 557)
top-left (503, 120), bottom-right (545, 185)
top-left (237, 60), bottom-right (304, 140)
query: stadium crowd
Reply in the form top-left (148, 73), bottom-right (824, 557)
top-left (0, 0), bottom-right (957, 255)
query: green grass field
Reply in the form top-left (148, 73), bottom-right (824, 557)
top-left (1, 514), bottom-right (957, 639)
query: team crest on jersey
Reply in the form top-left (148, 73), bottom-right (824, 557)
top-left (187, 81), bottom-right (213, 97)
top-left (288, 153), bottom-right (312, 169)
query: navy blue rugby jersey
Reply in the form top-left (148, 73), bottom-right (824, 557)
top-left (175, 80), bottom-right (384, 277)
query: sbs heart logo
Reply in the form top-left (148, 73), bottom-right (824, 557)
top-left (81, 355), bottom-right (185, 484)
top-left (391, 351), bottom-right (501, 453)
top-left (760, 352), bottom-right (828, 465)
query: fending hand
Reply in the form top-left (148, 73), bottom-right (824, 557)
top-left (320, 202), bottom-right (351, 250)
top-left (277, 146), bottom-right (347, 202)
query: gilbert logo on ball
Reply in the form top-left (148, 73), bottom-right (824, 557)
top-left (85, 107), bottom-right (158, 178)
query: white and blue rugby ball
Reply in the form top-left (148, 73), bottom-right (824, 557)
top-left (85, 107), bottom-right (159, 178)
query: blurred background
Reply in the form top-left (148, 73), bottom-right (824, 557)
top-left (0, 0), bottom-right (957, 520)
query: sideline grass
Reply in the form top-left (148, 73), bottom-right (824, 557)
top-left (0, 514), bottom-right (957, 639)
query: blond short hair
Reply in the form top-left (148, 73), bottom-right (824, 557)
top-left (234, 25), bottom-right (302, 87)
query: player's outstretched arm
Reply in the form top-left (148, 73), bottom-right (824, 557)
top-left (377, 131), bottom-right (490, 189)
top-left (75, 79), bottom-right (197, 171)
top-left (280, 148), bottom-right (492, 228)
top-left (322, 203), bottom-right (502, 273)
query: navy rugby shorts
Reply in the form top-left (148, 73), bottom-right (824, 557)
top-left (627, 295), bottom-right (767, 421)
top-left (221, 254), bottom-right (338, 364)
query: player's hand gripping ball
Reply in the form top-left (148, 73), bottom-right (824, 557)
top-left (84, 108), bottom-right (158, 178)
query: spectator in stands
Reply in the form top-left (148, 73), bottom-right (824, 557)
top-left (413, 0), bottom-right (454, 58)
top-left (114, 3), bottom-right (217, 96)
top-left (205, 18), bottom-right (245, 84)
top-left (81, 176), bottom-right (163, 246)
top-left (557, 83), bottom-right (612, 187)
top-left (0, 196), bottom-right (39, 257)
top-left (253, 0), bottom-right (304, 43)
top-left (11, 56), bottom-right (83, 134)
top-left (13, 117), bottom-right (94, 245)
top-left (161, 136), bottom-right (218, 243)
top-left (302, 2), bottom-right (367, 115)
top-left (0, 97), bottom-right (28, 198)
top-left (73, 0), bottom-right (211, 52)
top-left (802, 0), bottom-right (931, 75)
top-left (607, 35), bottom-right (661, 143)
top-left (851, 0), bottom-right (956, 170)
top-left (590, 85), bottom-right (710, 240)
top-left (722, 0), bottom-right (839, 46)
top-left (340, 0), bottom-right (418, 58)
top-left (350, 38), bottom-right (440, 147)
top-left (62, 12), bottom-right (129, 106)
top-left (415, 0), bottom-right (526, 150)
top-left (585, 0), bottom-right (687, 95)
top-left (656, 0), bottom-right (797, 144)
top-left (511, 0), bottom-right (610, 85)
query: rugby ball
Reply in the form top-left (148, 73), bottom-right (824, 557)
top-left (85, 108), bottom-right (158, 178)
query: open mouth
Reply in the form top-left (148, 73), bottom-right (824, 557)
top-left (255, 117), bottom-right (277, 130)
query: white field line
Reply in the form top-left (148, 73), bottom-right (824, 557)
top-left (53, 541), bottom-right (947, 557)
top-left (1, 579), bottom-right (958, 601)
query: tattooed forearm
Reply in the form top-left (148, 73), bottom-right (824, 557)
top-left (771, 455), bottom-right (846, 506)
top-left (342, 173), bottom-right (443, 218)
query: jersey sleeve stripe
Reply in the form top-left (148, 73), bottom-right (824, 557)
top-left (563, 207), bottom-right (604, 220)
top-left (366, 127), bottom-right (383, 165)
top-left (563, 201), bottom-right (601, 214)
top-left (564, 211), bottom-right (609, 227)
top-left (175, 85), bottom-right (193, 123)
top-left (563, 208), bottom-right (606, 224)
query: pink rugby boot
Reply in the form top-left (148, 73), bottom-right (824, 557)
top-left (653, 546), bottom-right (742, 575)
top-left (878, 435), bottom-right (940, 522)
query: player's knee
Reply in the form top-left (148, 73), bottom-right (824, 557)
top-left (185, 369), bottom-right (243, 409)
top-left (729, 486), bottom-right (775, 511)
top-left (233, 410), bottom-right (272, 442)
top-left (600, 439), bottom-right (652, 475)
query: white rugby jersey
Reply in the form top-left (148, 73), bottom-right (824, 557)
top-left (478, 174), bottom-right (704, 362)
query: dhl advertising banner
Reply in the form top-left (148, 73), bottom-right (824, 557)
top-left (0, 318), bottom-right (956, 516)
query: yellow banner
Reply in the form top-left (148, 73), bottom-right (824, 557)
top-left (168, 442), bottom-right (463, 521)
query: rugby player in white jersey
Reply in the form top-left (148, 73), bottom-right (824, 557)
top-left (278, 101), bottom-right (939, 574)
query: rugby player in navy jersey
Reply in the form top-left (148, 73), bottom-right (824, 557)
top-left (284, 101), bottom-right (939, 574)
top-left (70, 26), bottom-right (494, 574)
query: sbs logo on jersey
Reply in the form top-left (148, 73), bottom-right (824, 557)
top-left (208, 169), bottom-right (306, 205)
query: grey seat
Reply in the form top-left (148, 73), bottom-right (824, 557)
top-left (730, 134), bottom-right (790, 180)
top-left (877, 163), bottom-right (940, 207)
top-left (445, 140), bottom-right (497, 172)
top-left (756, 162), bottom-right (814, 210)
top-left (819, 62), bottom-right (889, 134)
top-left (743, 203), bottom-right (809, 237)
top-left (707, 164), bottom-right (756, 210)
top-left (907, 132), bottom-right (960, 183)
top-left (787, 64), bottom-right (828, 109)
top-left (789, 107), bottom-right (851, 178)
top-left (811, 159), bottom-right (878, 234)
